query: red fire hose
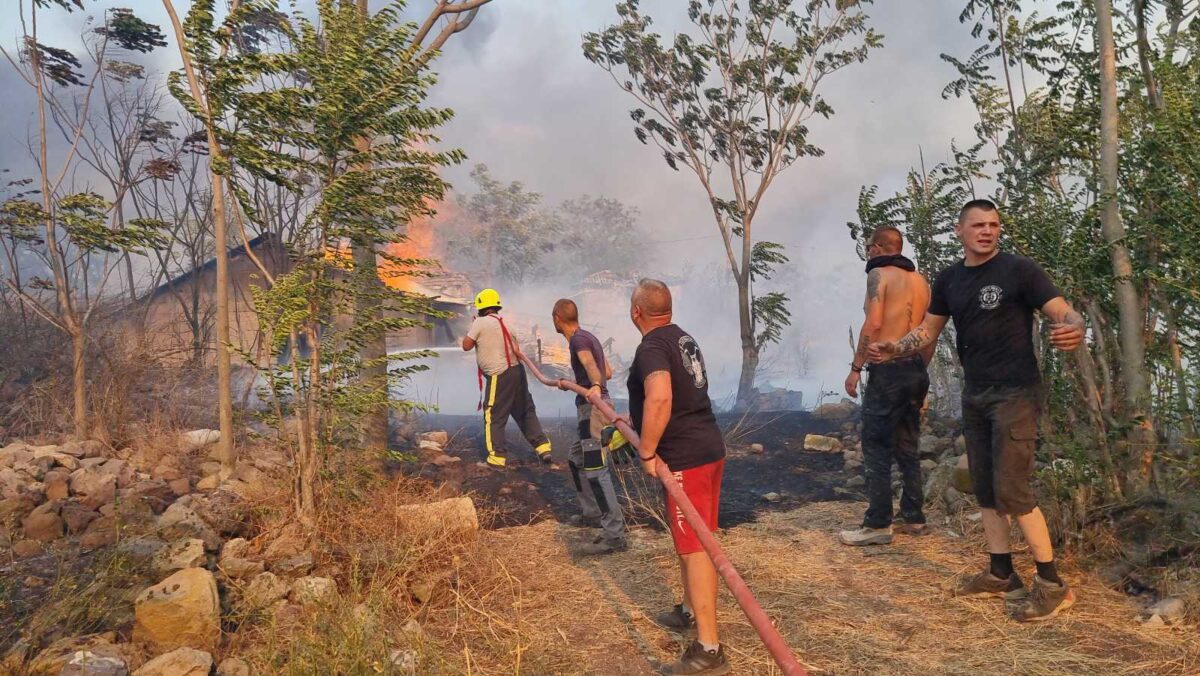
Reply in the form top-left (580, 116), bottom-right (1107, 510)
top-left (517, 353), bottom-right (808, 676)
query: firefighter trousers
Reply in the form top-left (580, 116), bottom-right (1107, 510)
top-left (482, 365), bottom-right (549, 466)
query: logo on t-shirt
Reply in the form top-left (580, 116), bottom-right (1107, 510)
top-left (979, 284), bottom-right (1003, 310)
top-left (678, 335), bottom-right (707, 388)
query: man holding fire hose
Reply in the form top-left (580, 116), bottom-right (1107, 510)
top-left (628, 278), bottom-right (731, 675)
top-left (462, 288), bottom-right (553, 468)
top-left (551, 298), bottom-right (629, 555)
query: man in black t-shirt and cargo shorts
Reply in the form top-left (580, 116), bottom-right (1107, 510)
top-left (871, 199), bottom-right (1086, 623)
top-left (628, 279), bottom-right (730, 675)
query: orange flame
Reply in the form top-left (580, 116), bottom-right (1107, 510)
top-left (378, 197), bottom-right (459, 292)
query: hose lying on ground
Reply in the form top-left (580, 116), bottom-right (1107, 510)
top-left (517, 353), bottom-right (808, 676)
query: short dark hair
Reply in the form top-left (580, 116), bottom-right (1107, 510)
top-left (552, 298), bottom-right (578, 322)
top-left (959, 198), bottom-right (999, 223)
top-left (869, 226), bottom-right (903, 254)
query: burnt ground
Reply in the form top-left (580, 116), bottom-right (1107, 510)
top-left (404, 410), bottom-right (855, 529)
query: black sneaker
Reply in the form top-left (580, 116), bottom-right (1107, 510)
top-left (653, 604), bottom-right (696, 636)
top-left (954, 570), bottom-right (1028, 600)
top-left (580, 538), bottom-right (628, 555)
top-left (567, 514), bottom-right (602, 528)
top-left (1012, 575), bottom-right (1075, 622)
top-left (661, 641), bottom-right (730, 675)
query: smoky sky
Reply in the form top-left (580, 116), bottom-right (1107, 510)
top-left (1, 0), bottom-right (989, 405)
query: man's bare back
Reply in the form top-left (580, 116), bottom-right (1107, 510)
top-left (871, 266), bottom-right (932, 363)
top-left (847, 230), bottom-right (933, 400)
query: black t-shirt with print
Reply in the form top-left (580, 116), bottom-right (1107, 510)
top-left (928, 252), bottom-right (1062, 387)
top-left (627, 324), bottom-right (726, 471)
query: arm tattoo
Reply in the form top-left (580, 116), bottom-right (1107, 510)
top-left (1060, 309), bottom-right (1085, 330)
top-left (894, 325), bottom-right (933, 357)
top-left (866, 269), bottom-right (882, 301)
top-left (853, 327), bottom-right (872, 367)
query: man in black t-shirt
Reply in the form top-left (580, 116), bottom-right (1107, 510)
top-left (871, 199), bottom-right (1085, 623)
top-left (627, 279), bottom-right (730, 675)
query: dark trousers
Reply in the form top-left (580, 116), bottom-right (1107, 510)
top-left (961, 384), bottom-right (1040, 516)
top-left (861, 357), bottom-right (929, 529)
top-left (482, 365), bottom-right (548, 463)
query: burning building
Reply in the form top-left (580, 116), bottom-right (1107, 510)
top-left (137, 222), bottom-right (473, 367)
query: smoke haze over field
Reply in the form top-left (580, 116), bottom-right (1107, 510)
top-left (423, 0), bottom-right (982, 409)
top-left (0, 0), bottom-right (986, 411)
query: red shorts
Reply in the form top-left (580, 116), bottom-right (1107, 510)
top-left (665, 459), bottom-right (725, 555)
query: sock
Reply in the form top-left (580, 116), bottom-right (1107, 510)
top-left (1036, 559), bottom-right (1062, 584)
top-left (699, 641), bottom-right (720, 653)
top-left (989, 552), bottom-right (1014, 579)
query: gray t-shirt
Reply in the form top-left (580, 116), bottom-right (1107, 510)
top-left (467, 315), bottom-right (516, 376)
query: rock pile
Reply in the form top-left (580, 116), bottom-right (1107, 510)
top-left (2, 426), bottom-right (479, 675)
top-left (0, 430), bottom-right (298, 674)
top-left (806, 404), bottom-right (973, 513)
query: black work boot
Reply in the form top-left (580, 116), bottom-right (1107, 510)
top-left (579, 537), bottom-right (628, 556)
top-left (567, 514), bottom-right (602, 528)
top-left (661, 641), bottom-right (731, 675)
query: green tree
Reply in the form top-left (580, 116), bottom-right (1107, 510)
top-left (352, 0), bottom-right (493, 454)
top-left (860, 1), bottom-right (1200, 504)
top-left (555, 194), bottom-right (647, 278)
top-left (447, 163), bottom-right (562, 286)
top-left (584, 0), bottom-right (881, 408)
top-left (170, 0), bottom-right (464, 522)
top-left (1, 1), bottom-right (167, 440)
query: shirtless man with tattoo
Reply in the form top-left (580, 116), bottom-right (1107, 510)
top-left (840, 227), bottom-right (934, 546)
top-left (870, 199), bottom-right (1085, 622)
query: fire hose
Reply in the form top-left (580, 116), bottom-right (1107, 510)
top-left (517, 353), bottom-right (808, 676)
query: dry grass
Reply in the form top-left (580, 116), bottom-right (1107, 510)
top-left (221, 446), bottom-right (1198, 675)
top-left (410, 501), bottom-right (1199, 675)
top-left (0, 312), bottom-right (216, 447)
top-left (717, 502), bottom-right (1199, 675)
top-left (226, 461), bottom-right (494, 674)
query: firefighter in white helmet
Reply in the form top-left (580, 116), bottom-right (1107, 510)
top-left (462, 289), bottom-right (552, 468)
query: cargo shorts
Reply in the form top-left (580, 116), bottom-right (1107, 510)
top-left (961, 384), bottom-right (1041, 516)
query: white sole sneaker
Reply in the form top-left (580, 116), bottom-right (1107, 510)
top-left (838, 529), bottom-right (894, 546)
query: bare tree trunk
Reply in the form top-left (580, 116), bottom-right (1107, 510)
top-left (1085, 299), bottom-right (1116, 417)
top-left (1165, 310), bottom-right (1195, 440)
top-left (162, 0), bottom-right (236, 477)
top-left (289, 328), bottom-right (317, 526)
top-left (735, 274), bottom-right (758, 410)
top-left (1133, 0), bottom-right (1164, 110)
top-left (353, 242), bottom-right (390, 451)
top-left (1074, 346), bottom-right (1122, 498)
top-left (354, 0), bottom-right (391, 453)
top-left (32, 3), bottom-right (86, 439)
top-left (1096, 0), bottom-right (1158, 492)
top-left (71, 327), bottom-right (87, 440)
top-left (210, 166), bottom-right (236, 476)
